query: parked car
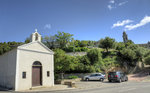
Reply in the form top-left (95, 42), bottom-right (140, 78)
top-left (108, 71), bottom-right (128, 83)
top-left (83, 73), bottom-right (105, 82)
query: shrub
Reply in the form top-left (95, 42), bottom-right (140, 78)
top-left (68, 75), bottom-right (78, 79)
top-left (75, 47), bottom-right (81, 52)
top-left (81, 47), bottom-right (88, 51)
top-left (65, 46), bottom-right (74, 52)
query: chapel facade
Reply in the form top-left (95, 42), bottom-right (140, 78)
top-left (0, 30), bottom-right (54, 91)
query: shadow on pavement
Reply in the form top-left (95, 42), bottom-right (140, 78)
top-left (102, 81), bottom-right (122, 83)
top-left (0, 87), bottom-right (12, 92)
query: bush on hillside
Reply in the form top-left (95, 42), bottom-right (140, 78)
top-left (68, 75), bottom-right (78, 79)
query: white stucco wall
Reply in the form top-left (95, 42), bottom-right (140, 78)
top-left (0, 49), bottom-right (17, 89)
top-left (15, 42), bottom-right (54, 91)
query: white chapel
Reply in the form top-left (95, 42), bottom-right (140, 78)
top-left (0, 30), bottom-right (54, 91)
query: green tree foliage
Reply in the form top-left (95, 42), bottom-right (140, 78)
top-left (135, 47), bottom-right (147, 61)
top-left (55, 32), bottom-right (73, 49)
top-left (101, 57), bottom-right (118, 72)
top-left (79, 40), bottom-right (88, 47)
top-left (79, 55), bottom-right (90, 65)
top-left (25, 37), bottom-right (30, 43)
top-left (0, 42), bottom-right (11, 55)
top-left (120, 49), bottom-right (136, 61)
top-left (65, 46), bottom-right (88, 52)
top-left (144, 56), bottom-right (150, 65)
top-left (99, 37), bottom-right (115, 52)
top-left (123, 31), bottom-right (128, 43)
top-left (87, 41), bottom-right (96, 46)
top-left (127, 44), bottom-right (147, 61)
top-left (87, 49), bottom-right (102, 65)
top-left (144, 50), bottom-right (150, 57)
top-left (125, 40), bottom-right (134, 47)
top-left (69, 56), bottom-right (80, 71)
top-left (127, 44), bottom-right (138, 50)
top-left (74, 40), bottom-right (80, 47)
top-left (42, 35), bottom-right (56, 49)
top-left (77, 55), bottom-right (96, 73)
top-left (118, 44), bottom-right (147, 66)
top-left (115, 42), bottom-right (125, 52)
top-left (0, 42), bottom-right (23, 55)
top-left (54, 49), bottom-right (71, 73)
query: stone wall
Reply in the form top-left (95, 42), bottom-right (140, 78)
top-left (66, 52), bottom-right (87, 56)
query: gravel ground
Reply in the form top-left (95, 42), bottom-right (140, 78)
top-left (128, 72), bottom-right (150, 81)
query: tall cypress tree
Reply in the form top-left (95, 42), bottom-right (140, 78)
top-left (123, 31), bottom-right (128, 43)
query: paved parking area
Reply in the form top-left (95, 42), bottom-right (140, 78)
top-left (1, 76), bottom-right (150, 93)
top-left (75, 80), bottom-right (129, 90)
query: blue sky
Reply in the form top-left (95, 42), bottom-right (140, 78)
top-left (0, 0), bottom-right (150, 44)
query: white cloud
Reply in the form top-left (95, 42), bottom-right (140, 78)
top-left (125, 16), bottom-right (150, 30)
top-left (44, 24), bottom-right (51, 29)
top-left (112, 19), bottom-right (133, 28)
top-left (110, 0), bottom-right (115, 4)
top-left (108, 0), bottom-right (128, 10)
top-left (108, 0), bottom-right (115, 10)
top-left (118, 1), bottom-right (128, 6)
top-left (108, 5), bottom-right (113, 10)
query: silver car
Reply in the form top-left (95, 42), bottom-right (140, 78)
top-left (83, 73), bottom-right (105, 81)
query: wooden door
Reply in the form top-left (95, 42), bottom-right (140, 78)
top-left (32, 66), bottom-right (42, 86)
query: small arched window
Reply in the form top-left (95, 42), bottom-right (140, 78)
top-left (35, 33), bottom-right (38, 41)
top-left (32, 61), bottom-right (42, 66)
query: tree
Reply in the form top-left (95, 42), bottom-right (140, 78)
top-left (144, 50), bottom-right (150, 57)
top-left (43, 35), bottom-right (56, 49)
top-left (79, 40), bottom-right (88, 47)
top-left (125, 40), bottom-right (134, 47)
top-left (79, 55), bottom-right (90, 65)
top-left (25, 37), bottom-right (30, 43)
top-left (123, 31), bottom-right (128, 43)
top-left (99, 37), bottom-right (115, 53)
top-left (0, 42), bottom-right (11, 55)
top-left (115, 42), bottom-right (125, 52)
top-left (87, 49), bottom-right (102, 65)
top-left (135, 47), bottom-right (147, 61)
top-left (87, 40), bottom-right (96, 46)
top-left (55, 32), bottom-right (73, 49)
top-left (120, 48), bottom-right (136, 66)
top-left (101, 57), bottom-right (118, 73)
top-left (144, 56), bottom-right (150, 65)
top-left (74, 40), bottom-right (80, 47)
top-left (127, 44), bottom-right (138, 50)
top-left (54, 49), bottom-right (72, 79)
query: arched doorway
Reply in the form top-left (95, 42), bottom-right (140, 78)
top-left (32, 61), bottom-right (42, 86)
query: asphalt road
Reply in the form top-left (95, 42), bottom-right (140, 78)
top-left (49, 82), bottom-right (150, 93)
top-left (1, 82), bottom-right (150, 93)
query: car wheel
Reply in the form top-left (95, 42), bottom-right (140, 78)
top-left (125, 77), bottom-right (128, 81)
top-left (118, 79), bottom-right (121, 83)
top-left (122, 78), bottom-right (125, 82)
top-left (100, 78), bottom-right (104, 82)
top-left (109, 80), bottom-right (111, 82)
top-left (86, 78), bottom-right (89, 81)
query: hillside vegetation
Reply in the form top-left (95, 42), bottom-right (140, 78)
top-left (1, 31), bottom-right (150, 77)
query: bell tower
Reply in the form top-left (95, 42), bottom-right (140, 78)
top-left (30, 29), bottom-right (41, 42)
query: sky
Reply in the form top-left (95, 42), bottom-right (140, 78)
top-left (0, 0), bottom-right (150, 44)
